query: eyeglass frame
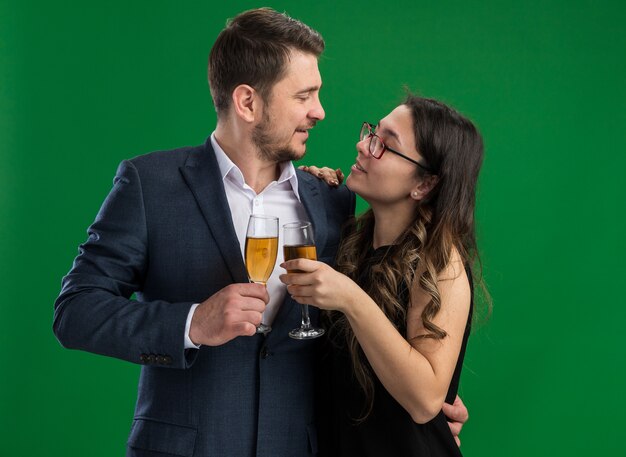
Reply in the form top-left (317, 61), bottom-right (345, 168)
top-left (360, 122), bottom-right (433, 173)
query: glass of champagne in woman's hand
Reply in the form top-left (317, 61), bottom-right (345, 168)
top-left (283, 221), bottom-right (325, 339)
top-left (245, 215), bottom-right (279, 334)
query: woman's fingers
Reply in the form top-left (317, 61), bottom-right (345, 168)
top-left (318, 167), bottom-right (340, 186)
top-left (286, 284), bottom-right (313, 298)
top-left (280, 258), bottom-right (318, 273)
top-left (299, 165), bottom-right (341, 186)
top-left (335, 168), bottom-right (344, 184)
top-left (280, 273), bottom-right (311, 286)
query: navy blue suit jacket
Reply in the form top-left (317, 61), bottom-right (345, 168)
top-left (53, 139), bottom-right (355, 456)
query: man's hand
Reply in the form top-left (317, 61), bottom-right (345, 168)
top-left (442, 395), bottom-right (469, 447)
top-left (298, 165), bottom-right (344, 187)
top-left (189, 283), bottom-right (269, 346)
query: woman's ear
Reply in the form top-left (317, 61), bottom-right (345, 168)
top-left (410, 175), bottom-right (439, 201)
top-left (231, 84), bottom-right (260, 123)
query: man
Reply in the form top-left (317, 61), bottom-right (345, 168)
top-left (53, 8), bottom-right (467, 456)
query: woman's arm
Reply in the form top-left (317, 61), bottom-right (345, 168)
top-left (279, 253), bottom-right (470, 423)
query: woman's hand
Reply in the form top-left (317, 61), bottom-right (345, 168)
top-left (279, 258), bottom-right (363, 313)
top-left (298, 165), bottom-right (344, 187)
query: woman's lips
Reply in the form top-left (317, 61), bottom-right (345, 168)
top-left (351, 161), bottom-right (366, 173)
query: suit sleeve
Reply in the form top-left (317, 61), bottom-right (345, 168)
top-left (53, 160), bottom-right (198, 369)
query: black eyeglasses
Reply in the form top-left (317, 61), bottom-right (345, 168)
top-left (360, 122), bottom-right (433, 173)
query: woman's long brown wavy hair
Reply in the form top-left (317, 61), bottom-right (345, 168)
top-left (327, 95), bottom-right (488, 420)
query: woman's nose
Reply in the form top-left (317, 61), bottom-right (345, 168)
top-left (356, 137), bottom-right (370, 157)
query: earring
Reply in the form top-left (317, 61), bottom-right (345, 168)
top-left (412, 191), bottom-right (418, 197)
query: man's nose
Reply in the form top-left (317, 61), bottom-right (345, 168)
top-left (309, 96), bottom-right (325, 121)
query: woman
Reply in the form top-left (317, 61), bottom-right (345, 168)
top-left (280, 95), bottom-right (485, 456)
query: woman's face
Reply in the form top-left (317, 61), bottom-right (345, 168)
top-left (346, 104), bottom-right (426, 206)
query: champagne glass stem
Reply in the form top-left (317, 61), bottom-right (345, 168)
top-left (300, 304), bottom-right (312, 330)
top-left (251, 281), bottom-right (271, 334)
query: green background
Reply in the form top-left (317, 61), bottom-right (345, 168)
top-left (2, 0), bottom-right (625, 455)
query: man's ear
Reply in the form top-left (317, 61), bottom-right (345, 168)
top-left (231, 84), bottom-right (260, 123)
top-left (410, 175), bottom-right (439, 201)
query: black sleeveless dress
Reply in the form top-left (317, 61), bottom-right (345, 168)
top-left (317, 246), bottom-right (473, 457)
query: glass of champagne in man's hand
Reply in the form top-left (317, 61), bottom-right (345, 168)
top-left (245, 214), bottom-right (279, 334)
top-left (283, 221), bottom-right (325, 339)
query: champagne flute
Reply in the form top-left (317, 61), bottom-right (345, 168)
top-left (245, 214), bottom-right (279, 334)
top-left (283, 221), bottom-right (325, 339)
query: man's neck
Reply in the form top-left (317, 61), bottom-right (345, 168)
top-left (214, 125), bottom-right (281, 194)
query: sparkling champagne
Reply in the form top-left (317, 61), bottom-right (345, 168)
top-left (283, 244), bottom-right (317, 272)
top-left (245, 236), bottom-right (278, 284)
top-left (283, 221), bottom-right (324, 339)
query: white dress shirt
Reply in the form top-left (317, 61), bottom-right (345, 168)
top-left (184, 133), bottom-right (309, 348)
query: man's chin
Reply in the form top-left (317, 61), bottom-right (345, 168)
top-left (273, 146), bottom-right (306, 162)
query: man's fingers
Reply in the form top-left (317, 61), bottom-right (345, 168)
top-left (442, 396), bottom-right (469, 423)
top-left (234, 310), bottom-right (263, 327)
top-left (236, 283), bottom-right (270, 302)
top-left (443, 395), bottom-right (467, 449)
top-left (238, 297), bottom-right (267, 313)
top-left (447, 419), bottom-right (463, 436)
top-left (232, 321), bottom-right (257, 337)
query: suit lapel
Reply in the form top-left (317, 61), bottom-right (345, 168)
top-left (179, 139), bottom-right (248, 283)
top-left (296, 169), bottom-right (328, 252)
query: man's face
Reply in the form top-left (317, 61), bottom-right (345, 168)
top-left (252, 50), bottom-right (325, 162)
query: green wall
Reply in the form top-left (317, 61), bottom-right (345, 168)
top-left (2, 0), bottom-right (625, 455)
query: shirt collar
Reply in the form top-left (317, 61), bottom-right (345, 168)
top-left (210, 132), bottom-right (301, 200)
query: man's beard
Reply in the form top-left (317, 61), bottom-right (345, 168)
top-left (252, 110), bottom-right (310, 162)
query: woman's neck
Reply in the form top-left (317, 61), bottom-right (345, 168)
top-left (370, 202), bottom-right (417, 249)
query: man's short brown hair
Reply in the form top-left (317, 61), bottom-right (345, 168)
top-left (208, 8), bottom-right (324, 116)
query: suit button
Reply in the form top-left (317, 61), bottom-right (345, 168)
top-left (140, 353), bottom-right (148, 363)
top-left (163, 355), bottom-right (172, 365)
top-left (156, 355), bottom-right (165, 365)
top-left (147, 354), bottom-right (156, 364)
top-left (260, 346), bottom-right (270, 359)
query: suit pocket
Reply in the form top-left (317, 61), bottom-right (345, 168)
top-left (127, 418), bottom-right (197, 456)
top-left (307, 423), bottom-right (318, 455)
